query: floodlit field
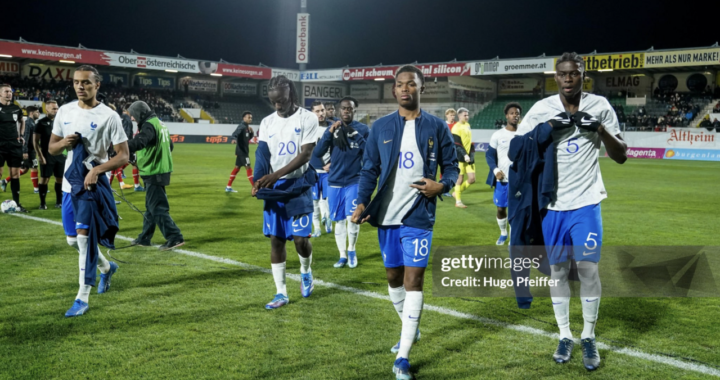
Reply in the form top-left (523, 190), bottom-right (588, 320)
top-left (1, 144), bottom-right (719, 379)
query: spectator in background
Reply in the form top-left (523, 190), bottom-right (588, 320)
top-left (713, 118), bottom-right (720, 132)
top-left (713, 102), bottom-right (720, 113)
top-left (699, 115), bottom-right (713, 131)
top-left (445, 108), bottom-right (456, 131)
top-left (638, 106), bottom-right (646, 117)
top-left (629, 114), bottom-right (638, 127)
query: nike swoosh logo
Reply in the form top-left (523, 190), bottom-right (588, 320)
top-left (294, 228), bottom-right (303, 232)
top-left (384, 140), bottom-right (392, 144)
top-left (64, 122), bottom-right (71, 125)
top-left (585, 298), bottom-right (598, 303)
top-left (408, 315), bottom-right (419, 320)
top-left (413, 257), bottom-right (426, 262)
top-left (269, 134), bottom-right (276, 138)
top-left (392, 300), bottom-right (404, 305)
top-left (552, 302), bottom-right (562, 305)
top-left (266, 224), bottom-right (270, 228)
top-left (582, 251), bottom-right (595, 256)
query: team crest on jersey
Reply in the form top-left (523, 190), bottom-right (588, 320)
top-left (90, 122), bottom-right (98, 130)
top-left (294, 126), bottom-right (301, 135)
top-left (428, 136), bottom-right (434, 149)
top-left (12, 113), bottom-right (18, 121)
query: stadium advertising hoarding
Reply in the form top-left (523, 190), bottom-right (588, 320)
top-left (0, 60), bottom-right (19, 76)
top-left (545, 77), bottom-right (594, 92)
top-left (103, 72), bottom-right (129, 86)
top-left (271, 68), bottom-right (300, 81)
top-left (645, 48), bottom-right (720, 68)
top-left (296, 13), bottom-right (309, 64)
top-left (350, 83), bottom-right (381, 100)
top-left (499, 78), bottom-right (544, 94)
top-left (0, 40), bottom-right (106, 65)
top-left (342, 63), bottom-right (471, 81)
top-left (555, 53), bottom-right (645, 71)
top-left (21, 63), bottom-right (75, 81)
top-left (300, 69), bottom-right (344, 82)
top-left (447, 76), bottom-right (496, 93)
top-left (179, 77), bottom-right (218, 93)
top-left (470, 58), bottom-right (554, 75)
top-left (383, 81), bottom-right (450, 100)
top-left (663, 148), bottom-right (720, 161)
top-left (302, 83), bottom-right (345, 107)
top-left (134, 75), bottom-right (175, 89)
top-left (594, 74), bottom-right (653, 95)
top-left (222, 81), bottom-right (257, 96)
top-left (101, 52), bottom-right (271, 79)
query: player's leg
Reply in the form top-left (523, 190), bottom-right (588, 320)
top-left (145, 184), bottom-right (184, 250)
top-left (265, 202), bottom-right (290, 309)
top-left (292, 214), bottom-right (314, 298)
top-left (311, 181), bottom-right (322, 237)
top-left (456, 166), bottom-right (476, 201)
top-left (245, 159), bottom-right (254, 186)
top-left (319, 173), bottom-right (332, 233)
top-left (132, 164), bottom-right (144, 191)
top-left (226, 157), bottom-right (241, 192)
top-left (29, 152), bottom-right (39, 193)
top-left (133, 182), bottom-right (158, 246)
top-left (453, 167), bottom-right (467, 208)
top-left (117, 168), bottom-right (132, 189)
top-left (9, 165), bottom-right (26, 212)
top-left (345, 184), bottom-right (360, 268)
top-left (38, 164), bottom-right (50, 209)
top-left (53, 158), bottom-right (66, 208)
top-left (494, 182), bottom-right (510, 245)
top-left (328, 186), bottom-right (348, 267)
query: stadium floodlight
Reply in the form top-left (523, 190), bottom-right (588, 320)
top-left (598, 69), bottom-right (613, 72)
top-left (544, 71), bottom-right (556, 74)
top-left (211, 73), bottom-right (222, 77)
top-left (166, 70), bottom-right (178, 73)
top-left (59, 60), bottom-right (75, 64)
top-left (374, 78), bottom-right (385, 81)
top-left (0, 54), bottom-right (12, 58)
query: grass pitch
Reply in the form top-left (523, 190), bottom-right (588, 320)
top-left (1, 144), bottom-right (719, 379)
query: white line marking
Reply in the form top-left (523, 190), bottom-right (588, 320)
top-left (8, 212), bottom-right (720, 377)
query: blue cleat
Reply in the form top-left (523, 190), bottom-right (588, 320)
top-left (348, 251), bottom-right (358, 268)
top-left (311, 230), bottom-right (321, 238)
top-left (324, 217), bottom-right (332, 234)
top-left (225, 187), bottom-right (238, 193)
top-left (553, 338), bottom-right (575, 363)
top-left (393, 358), bottom-right (412, 380)
top-left (581, 338), bottom-right (601, 371)
top-left (265, 293), bottom-right (289, 309)
top-left (98, 262), bottom-right (118, 294)
top-left (333, 258), bottom-right (348, 268)
top-left (134, 186), bottom-right (145, 192)
top-left (0, 179), bottom-right (6, 192)
top-left (65, 299), bottom-right (89, 317)
top-left (496, 234), bottom-right (508, 245)
top-left (391, 329), bottom-right (421, 353)
top-left (300, 271), bottom-right (314, 298)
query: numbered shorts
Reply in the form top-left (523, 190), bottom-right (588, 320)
top-left (378, 225), bottom-right (434, 268)
top-left (327, 183), bottom-right (358, 222)
top-left (541, 203), bottom-right (603, 265)
top-left (263, 202), bottom-right (312, 241)
top-left (61, 192), bottom-right (89, 236)
top-left (312, 172), bottom-right (329, 201)
top-left (459, 162), bottom-right (475, 175)
top-left (235, 154), bottom-right (250, 167)
top-left (493, 181), bottom-right (509, 208)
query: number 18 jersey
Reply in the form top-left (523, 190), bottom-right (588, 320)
top-left (258, 107), bottom-right (318, 179)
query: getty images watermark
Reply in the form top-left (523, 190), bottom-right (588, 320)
top-left (431, 246), bottom-right (719, 297)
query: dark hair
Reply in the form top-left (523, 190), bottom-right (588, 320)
top-left (26, 105), bottom-right (39, 112)
top-left (395, 65), bottom-right (424, 85)
top-left (268, 75), bottom-right (299, 106)
top-left (504, 102), bottom-right (522, 115)
top-left (75, 65), bottom-right (102, 83)
top-left (339, 96), bottom-right (359, 108)
top-left (310, 101), bottom-right (324, 109)
top-left (323, 101), bottom-right (335, 109)
top-left (556, 52), bottom-right (585, 71)
top-left (242, 111), bottom-right (252, 118)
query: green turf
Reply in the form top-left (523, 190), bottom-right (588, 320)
top-left (1, 144), bottom-right (719, 379)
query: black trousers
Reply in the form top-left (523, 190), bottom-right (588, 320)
top-left (137, 181), bottom-right (183, 243)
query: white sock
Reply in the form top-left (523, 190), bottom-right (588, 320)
top-left (271, 262), bottom-right (287, 296)
top-left (388, 285), bottom-right (406, 321)
top-left (581, 297), bottom-right (600, 339)
top-left (97, 249), bottom-right (110, 274)
top-left (552, 297), bottom-right (573, 340)
top-left (312, 200), bottom-right (321, 233)
top-left (334, 219), bottom-right (347, 258)
top-left (66, 236), bottom-right (79, 252)
top-left (397, 291), bottom-right (423, 360)
top-left (76, 236), bottom-right (92, 303)
top-left (119, 181), bottom-right (126, 187)
top-left (135, 184), bottom-right (140, 188)
top-left (497, 217), bottom-right (508, 236)
top-left (319, 198), bottom-right (330, 220)
top-left (299, 253), bottom-right (312, 274)
top-left (346, 216), bottom-right (359, 252)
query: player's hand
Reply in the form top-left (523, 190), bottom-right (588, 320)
top-left (573, 111), bottom-right (602, 133)
top-left (232, 140), bottom-right (237, 144)
top-left (351, 203), bottom-right (370, 224)
top-left (23, 153), bottom-right (28, 160)
top-left (84, 167), bottom-right (99, 190)
top-left (18, 137), bottom-right (25, 145)
top-left (495, 171), bottom-right (505, 181)
top-left (322, 163), bottom-right (331, 172)
top-left (464, 154), bottom-right (470, 163)
top-left (329, 120), bottom-right (342, 132)
top-left (548, 112), bottom-right (574, 129)
top-left (251, 186), bottom-right (258, 197)
top-left (62, 134), bottom-right (80, 150)
top-left (255, 173), bottom-right (279, 189)
top-left (410, 177), bottom-right (444, 198)
top-left (39, 156), bottom-right (46, 165)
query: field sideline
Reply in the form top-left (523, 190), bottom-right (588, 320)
top-left (1, 144), bottom-right (719, 379)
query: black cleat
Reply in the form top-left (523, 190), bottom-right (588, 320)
top-left (131, 239), bottom-right (152, 247)
top-left (581, 338), bottom-right (601, 371)
top-left (55, 203), bottom-right (62, 209)
top-left (553, 338), bottom-right (574, 363)
top-left (15, 205), bottom-right (29, 213)
top-left (159, 239), bottom-right (185, 251)
top-left (38, 204), bottom-right (48, 210)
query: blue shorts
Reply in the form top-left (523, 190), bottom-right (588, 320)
top-left (328, 183), bottom-right (358, 222)
top-left (541, 203), bottom-right (603, 265)
top-left (61, 192), bottom-right (89, 236)
top-left (263, 201), bottom-right (312, 241)
top-left (494, 181), bottom-right (509, 208)
top-left (378, 225), bottom-right (434, 268)
top-left (312, 172), bottom-right (329, 201)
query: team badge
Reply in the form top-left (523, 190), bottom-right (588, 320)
top-left (12, 113), bottom-right (18, 122)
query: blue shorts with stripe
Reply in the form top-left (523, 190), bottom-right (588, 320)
top-left (62, 192), bottom-right (89, 236)
top-left (327, 183), bottom-right (358, 222)
top-left (312, 172), bottom-right (329, 201)
top-left (494, 181), bottom-right (509, 208)
top-left (378, 225), bottom-right (434, 268)
top-left (541, 203), bottom-right (603, 265)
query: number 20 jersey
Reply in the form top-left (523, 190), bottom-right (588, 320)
top-left (516, 93), bottom-right (620, 211)
top-left (258, 107), bottom-right (319, 180)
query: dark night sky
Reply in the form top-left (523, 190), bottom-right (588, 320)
top-left (2, 0), bottom-right (717, 69)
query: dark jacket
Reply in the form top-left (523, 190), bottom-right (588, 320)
top-left (127, 102), bottom-right (173, 185)
top-left (66, 134), bottom-right (119, 286)
top-left (23, 118), bottom-right (36, 153)
top-left (312, 120), bottom-right (369, 187)
top-left (485, 146), bottom-right (498, 188)
top-left (121, 113), bottom-right (134, 140)
top-left (358, 110), bottom-right (458, 231)
top-left (231, 122), bottom-right (254, 156)
top-left (254, 141), bottom-right (316, 217)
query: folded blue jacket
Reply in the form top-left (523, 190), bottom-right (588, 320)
top-left (254, 141), bottom-right (316, 217)
top-left (65, 134), bottom-right (119, 286)
top-left (485, 146), bottom-right (498, 188)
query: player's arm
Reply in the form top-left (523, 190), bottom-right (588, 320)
top-left (598, 127), bottom-right (627, 164)
top-left (49, 133), bottom-right (77, 155)
top-left (84, 142), bottom-right (129, 189)
top-left (127, 122), bottom-right (156, 153)
top-left (231, 125), bottom-right (241, 143)
top-left (312, 123), bottom-right (337, 159)
top-left (353, 126), bottom-right (381, 224)
top-left (33, 132), bottom-right (45, 165)
top-left (18, 118), bottom-right (25, 144)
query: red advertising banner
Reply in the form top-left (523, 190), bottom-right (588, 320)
top-left (416, 63), bottom-right (471, 77)
top-left (216, 63), bottom-right (272, 79)
top-left (343, 66), bottom-right (398, 81)
top-left (342, 63), bottom-right (471, 81)
top-left (0, 41), bottom-right (107, 65)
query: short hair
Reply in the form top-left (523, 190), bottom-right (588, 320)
top-left (45, 100), bottom-right (58, 105)
top-left (0, 83), bottom-right (11, 90)
top-left (457, 107), bottom-right (469, 115)
top-left (108, 103), bottom-right (117, 111)
top-left (556, 52), bottom-right (585, 72)
top-left (445, 108), bottom-right (456, 116)
top-left (395, 65), bottom-right (424, 85)
top-left (267, 75), bottom-right (298, 106)
top-left (26, 105), bottom-right (39, 112)
top-left (242, 111), bottom-right (252, 118)
top-left (310, 101), bottom-right (324, 109)
top-left (75, 65), bottom-right (102, 83)
top-left (504, 102), bottom-right (522, 115)
top-left (339, 96), bottom-right (359, 108)
top-left (323, 102), bottom-right (335, 109)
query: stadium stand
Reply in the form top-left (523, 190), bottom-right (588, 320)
top-left (357, 101), bottom-right (488, 126)
top-left (469, 96), bottom-right (541, 129)
top-left (181, 95), bottom-right (273, 124)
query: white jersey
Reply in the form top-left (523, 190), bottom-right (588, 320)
top-left (52, 101), bottom-right (127, 193)
top-left (377, 120), bottom-right (425, 226)
top-left (259, 107), bottom-right (318, 180)
top-left (489, 127), bottom-right (516, 183)
top-left (517, 93), bottom-right (620, 211)
top-left (315, 125), bottom-right (330, 173)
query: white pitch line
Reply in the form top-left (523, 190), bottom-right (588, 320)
top-left (8, 212), bottom-right (720, 377)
